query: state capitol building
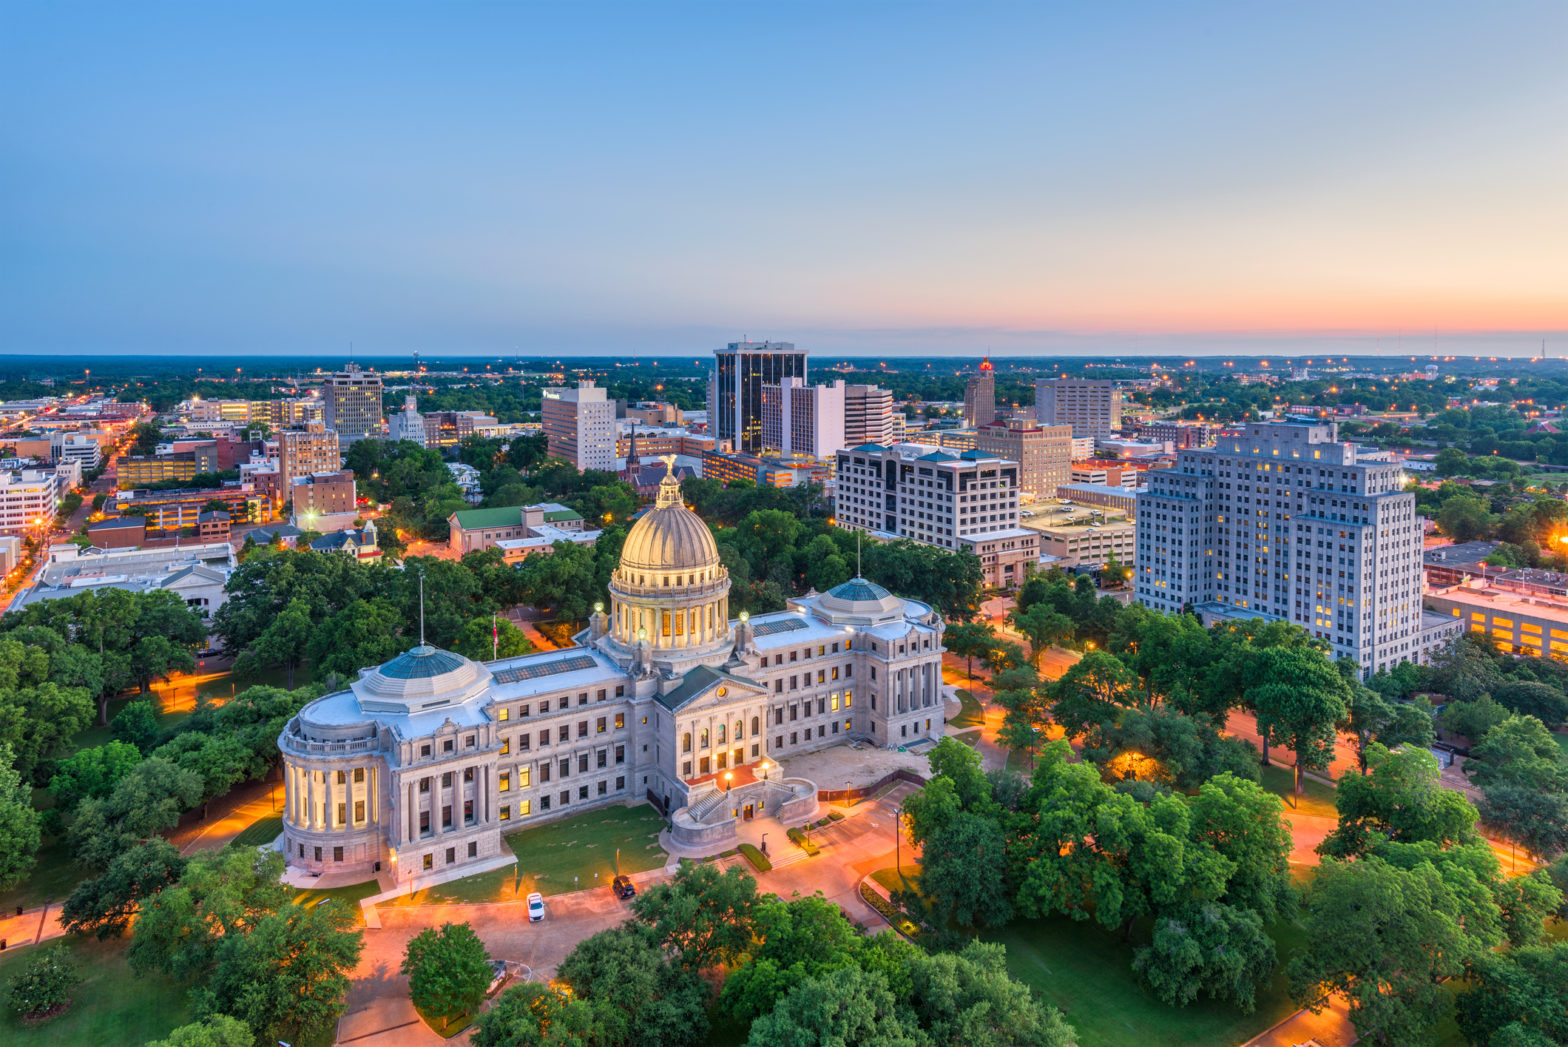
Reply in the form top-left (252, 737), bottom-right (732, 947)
top-left (278, 465), bottom-right (947, 882)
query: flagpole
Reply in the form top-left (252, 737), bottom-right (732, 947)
top-left (492, 612), bottom-right (498, 661)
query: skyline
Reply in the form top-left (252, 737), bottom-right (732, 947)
top-left (3, 3), bottom-right (1567, 357)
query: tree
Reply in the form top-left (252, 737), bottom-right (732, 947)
top-left (1455, 943), bottom-right (1568, 1047)
top-left (1289, 857), bottom-right (1487, 1045)
top-left (4, 943), bottom-right (81, 1021)
top-left (1048, 649), bottom-right (1142, 745)
top-left (718, 896), bottom-right (868, 1025)
top-left (631, 862), bottom-right (760, 970)
top-left (1479, 786), bottom-right (1568, 864)
top-left (199, 900), bottom-right (363, 1045)
top-left (1320, 744), bottom-right (1479, 859)
top-left (1134, 902), bottom-right (1277, 1012)
top-left (48, 741), bottom-right (142, 811)
top-left (0, 744), bottom-right (41, 891)
top-left (1437, 492), bottom-right (1494, 542)
top-left (905, 941), bottom-right (1075, 1047)
top-left (61, 839), bottom-right (187, 939)
top-left (146, 1016), bottom-right (254, 1047)
top-left (70, 756), bottom-right (205, 870)
top-left (472, 984), bottom-right (600, 1047)
top-left (1491, 680), bottom-right (1568, 728)
top-left (129, 846), bottom-right (290, 981)
top-left (1008, 604), bottom-right (1074, 668)
top-left (745, 966), bottom-right (920, 1047)
top-left (1468, 715), bottom-right (1568, 793)
top-left (1248, 648), bottom-right (1350, 794)
top-left (234, 597), bottom-right (313, 688)
top-left (1345, 683), bottom-right (1433, 773)
top-left (111, 698), bottom-right (161, 753)
top-left (1187, 773), bottom-right (1294, 922)
top-left (917, 811), bottom-right (1013, 929)
top-left (308, 598), bottom-right (410, 681)
top-left (453, 615), bottom-right (533, 662)
top-left (556, 924), bottom-right (710, 1047)
top-left (1099, 549), bottom-right (1130, 589)
top-left (402, 922), bottom-right (494, 1033)
top-left (942, 621), bottom-right (996, 684)
top-left (1440, 694), bottom-right (1511, 743)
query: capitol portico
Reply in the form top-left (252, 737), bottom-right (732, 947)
top-left (279, 463), bottom-right (947, 882)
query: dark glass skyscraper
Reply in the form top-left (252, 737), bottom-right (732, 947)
top-left (709, 341), bottom-right (807, 454)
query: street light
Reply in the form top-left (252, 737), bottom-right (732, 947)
top-left (894, 804), bottom-right (904, 875)
top-left (723, 771), bottom-right (733, 793)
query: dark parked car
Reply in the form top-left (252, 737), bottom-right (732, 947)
top-left (612, 874), bottom-right (636, 900)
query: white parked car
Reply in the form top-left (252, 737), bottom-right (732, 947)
top-left (527, 891), bottom-right (545, 922)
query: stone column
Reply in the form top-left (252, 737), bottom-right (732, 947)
top-left (406, 779), bottom-right (416, 842)
top-left (306, 769), bottom-right (317, 830)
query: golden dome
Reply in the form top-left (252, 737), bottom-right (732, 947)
top-left (617, 465), bottom-right (722, 576)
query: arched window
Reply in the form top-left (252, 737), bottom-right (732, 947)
top-left (716, 724), bottom-right (726, 744)
top-left (735, 720), bottom-right (744, 740)
top-left (751, 715), bottom-right (760, 736)
top-left (700, 729), bottom-right (709, 748)
top-left (682, 732), bottom-right (691, 753)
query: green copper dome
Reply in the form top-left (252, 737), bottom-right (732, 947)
top-left (378, 645), bottom-right (469, 680)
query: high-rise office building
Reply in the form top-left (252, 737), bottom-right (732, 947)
top-left (710, 341), bottom-right (808, 454)
top-left (974, 419), bottom-right (1074, 497)
top-left (278, 420), bottom-right (342, 494)
top-left (835, 444), bottom-right (1036, 589)
top-left (1134, 420), bottom-right (1455, 677)
top-left (541, 380), bottom-right (616, 471)
top-left (1034, 378), bottom-right (1123, 439)
top-left (761, 377), bottom-right (846, 458)
top-left (963, 359), bottom-right (996, 428)
top-left (322, 364), bottom-right (384, 444)
top-left (844, 384), bottom-right (897, 447)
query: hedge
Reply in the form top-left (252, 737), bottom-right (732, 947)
top-left (739, 843), bottom-right (772, 872)
top-left (787, 827), bottom-right (820, 856)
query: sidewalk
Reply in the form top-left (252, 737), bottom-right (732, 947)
top-left (0, 901), bottom-right (67, 952)
top-left (1242, 993), bottom-right (1356, 1047)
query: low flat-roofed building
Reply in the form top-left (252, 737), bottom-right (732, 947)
top-left (1054, 481), bottom-right (1143, 516)
top-left (1021, 504), bottom-right (1136, 569)
top-left (14, 542), bottom-right (236, 618)
top-left (955, 527), bottom-right (1038, 590)
top-left (1423, 581), bottom-right (1559, 659)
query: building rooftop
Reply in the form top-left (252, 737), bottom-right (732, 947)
top-left (1427, 583), bottom-right (1568, 627)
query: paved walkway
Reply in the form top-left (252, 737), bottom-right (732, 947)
top-left (0, 901), bottom-right (66, 952)
top-left (1242, 993), bottom-right (1357, 1047)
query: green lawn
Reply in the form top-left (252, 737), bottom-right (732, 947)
top-left (0, 935), bottom-right (191, 1047)
top-left (992, 915), bottom-right (1308, 1047)
top-left (231, 813), bottom-right (284, 849)
top-left (394, 804), bottom-right (670, 904)
top-left (0, 831), bottom-right (96, 912)
top-left (871, 863), bottom-right (923, 895)
top-left (951, 690), bottom-right (985, 729)
top-left (1258, 762), bottom-right (1340, 818)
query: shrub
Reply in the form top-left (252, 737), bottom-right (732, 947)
top-left (739, 843), bottom-right (771, 872)
top-left (6, 944), bottom-right (82, 1021)
top-left (828, 810), bottom-right (845, 822)
top-left (786, 827), bottom-right (820, 856)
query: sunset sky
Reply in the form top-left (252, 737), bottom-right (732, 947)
top-left (3, 2), bottom-right (1566, 357)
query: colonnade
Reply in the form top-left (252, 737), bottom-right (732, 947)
top-left (286, 763), bottom-right (378, 832)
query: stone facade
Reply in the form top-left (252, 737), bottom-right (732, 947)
top-left (279, 465), bottom-right (945, 881)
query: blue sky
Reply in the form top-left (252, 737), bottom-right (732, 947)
top-left (2, 2), bottom-right (1566, 357)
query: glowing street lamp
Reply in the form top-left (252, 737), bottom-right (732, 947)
top-left (723, 771), bottom-right (733, 793)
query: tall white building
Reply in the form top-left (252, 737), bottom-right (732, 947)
top-left (761, 377), bottom-right (846, 458)
top-left (322, 364), bottom-right (385, 444)
top-left (1135, 420), bottom-right (1455, 677)
top-left (844, 384), bottom-right (897, 447)
top-left (1035, 378), bottom-right (1123, 439)
top-left (0, 469), bottom-right (58, 537)
top-left (542, 381), bottom-right (616, 472)
top-left (835, 443), bottom-right (1036, 589)
top-left (709, 341), bottom-right (808, 454)
top-left (387, 395), bottom-right (427, 447)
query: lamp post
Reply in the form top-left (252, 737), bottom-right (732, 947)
top-left (845, 779), bottom-right (852, 809)
top-left (760, 832), bottom-right (769, 857)
top-left (724, 771), bottom-right (733, 793)
top-left (894, 804), bottom-right (903, 875)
